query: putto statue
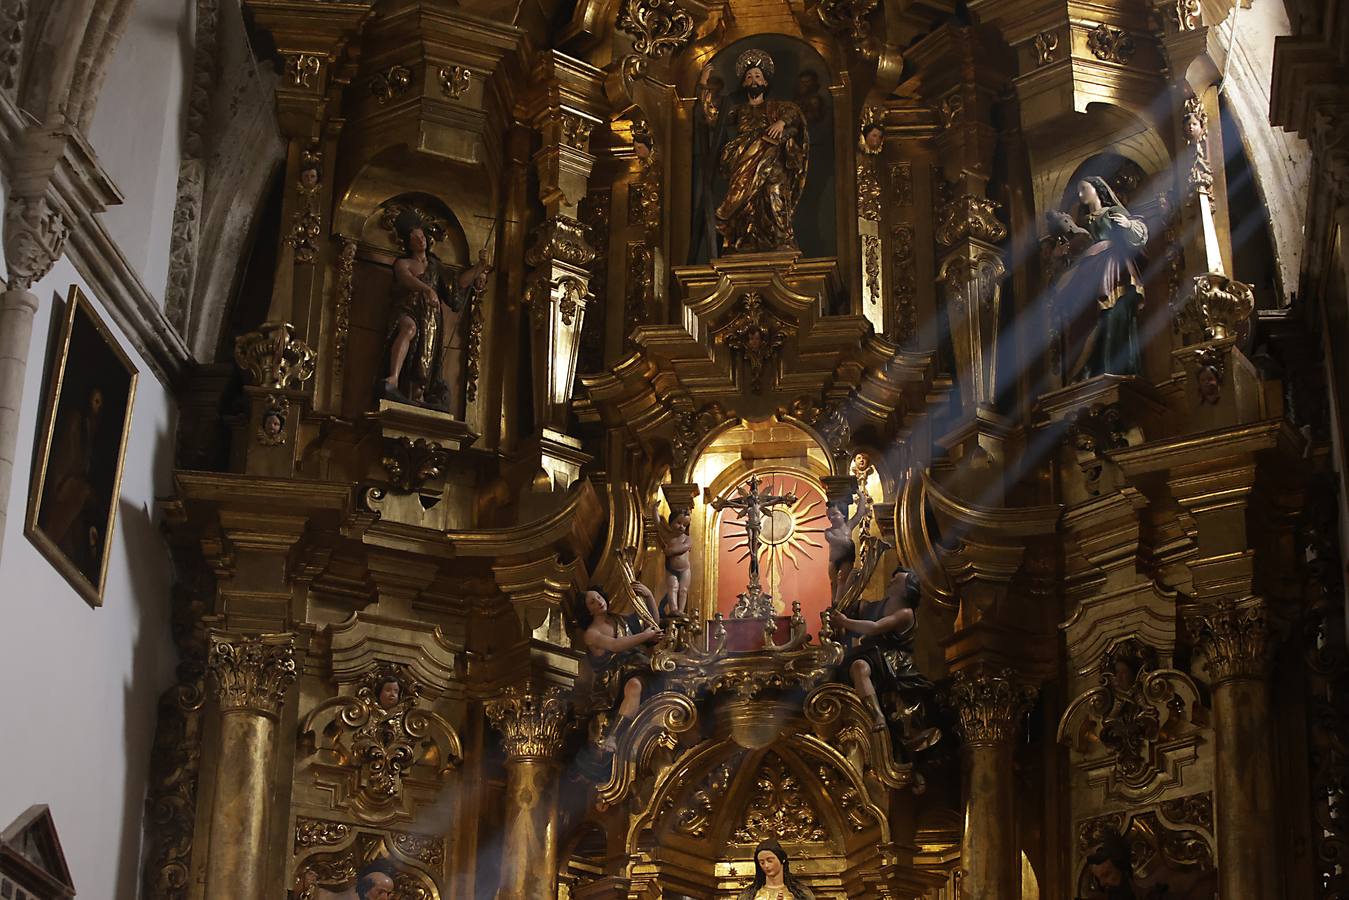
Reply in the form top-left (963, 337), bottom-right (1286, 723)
top-left (694, 48), bottom-right (809, 255)
top-left (381, 212), bottom-right (491, 410)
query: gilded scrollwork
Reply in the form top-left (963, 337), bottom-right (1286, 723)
top-left (485, 682), bottom-right (572, 762)
top-left (672, 757), bottom-right (740, 837)
top-left (817, 0), bottom-right (881, 54)
top-left (559, 112), bottom-right (595, 152)
top-left (722, 292), bottom-right (790, 394)
top-left (1183, 96), bottom-right (1213, 198)
top-left (891, 224), bottom-right (917, 344)
top-left (616, 0), bottom-right (694, 59)
top-left (295, 817), bottom-right (352, 850)
top-left (623, 240), bottom-right (653, 346)
top-left (935, 194), bottom-right (1007, 247)
top-left (1087, 23), bottom-right (1136, 64)
top-left (370, 65), bottom-right (413, 105)
top-left (381, 437), bottom-right (450, 494)
top-left (207, 631), bottom-right (298, 717)
top-left (284, 53), bottom-right (321, 88)
top-left (437, 65), bottom-right (471, 99)
top-left (525, 215), bottom-right (595, 268)
top-left (234, 322), bottom-right (317, 390)
top-left (670, 401), bottom-right (727, 471)
top-left (1033, 30), bottom-right (1059, 66)
top-left (1058, 638), bottom-right (1204, 802)
top-left (287, 149), bottom-right (323, 265)
top-left (732, 753), bottom-right (828, 843)
top-left (863, 234), bottom-right (881, 303)
top-left (1176, 272), bottom-right (1255, 342)
top-left (333, 237), bottom-right (355, 383)
top-left (947, 666), bottom-right (1036, 747)
top-left (888, 162), bottom-right (912, 206)
top-left (1173, 0), bottom-right (1202, 30)
top-left (300, 665), bottom-right (463, 823)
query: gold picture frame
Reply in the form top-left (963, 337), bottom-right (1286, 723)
top-left (24, 285), bottom-right (138, 608)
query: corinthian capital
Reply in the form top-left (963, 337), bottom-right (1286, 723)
top-left (207, 631), bottom-right (298, 717)
top-left (948, 665), bottom-right (1037, 747)
top-left (4, 196), bottom-right (69, 291)
top-left (1187, 596), bottom-right (1275, 685)
top-left (485, 682), bottom-right (572, 762)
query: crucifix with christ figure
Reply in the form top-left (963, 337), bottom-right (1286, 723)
top-left (712, 474), bottom-right (798, 617)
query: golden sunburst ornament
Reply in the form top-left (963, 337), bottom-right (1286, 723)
top-left (721, 475), bottom-right (826, 610)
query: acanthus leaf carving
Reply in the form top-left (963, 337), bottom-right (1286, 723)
top-left (485, 682), bottom-right (572, 761)
top-left (1087, 23), bottom-right (1136, 64)
top-left (3, 195), bottom-right (69, 290)
top-left (234, 322), bottom-right (317, 390)
top-left (732, 753), bottom-right (828, 843)
top-left (935, 193), bottom-right (1007, 247)
top-left (947, 665), bottom-right (1037, 747)
top-left (616, 0), bottom-right (695, 59)
top-left (1186, 596), bottom-right (1275, 684)
top-left (206, 631), bottom-right (297, 717)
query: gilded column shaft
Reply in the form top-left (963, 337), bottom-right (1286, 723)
top-left (486, 683), bottom-right (571, 900)
top-left (1190, 598), bottom-right (1281, 899)
top-left (949, 666), bottom-right (1036, 899)
top-left (203, 632), bottom-right (297, 900)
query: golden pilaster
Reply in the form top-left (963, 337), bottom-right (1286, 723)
top-left (1188, 596), bottom-right (1280, 899)
top-left (203, 631), bottom-right (297, 900)
top-left (948, 665), bottom-right (1036, 898)
top-left (485, 683), bottom-right (571, 900)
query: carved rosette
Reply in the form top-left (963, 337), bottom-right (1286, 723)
top-left (1187, 596), bottom-right (1275, 684)
top-left (1087, 24), bottom-right (1136, 63)
top-left (206, 632), bottom-right (298, 718)
top-left (948, 666), bottom-right (1036, 747)
top-left (485, 683), bottom-right (572, 762)
top-left (234, 322), bottom-right (317, 390)
top-left (3, 195), bottom-right (69, 291)
top-left (616, 0), bottom-right (694, 59)
top-left (1175, 272), bottom-right (1255, 342)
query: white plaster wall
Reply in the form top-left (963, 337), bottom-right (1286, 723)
top-left (1219, 0), bottom-right (1312, 301)
top-left (87, 0), bottom-right (192, 302)
top-left (0, 256), bottom-right (177, 900)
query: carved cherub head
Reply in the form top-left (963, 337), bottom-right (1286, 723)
top-left (669, 507), bottom-right (690, 533)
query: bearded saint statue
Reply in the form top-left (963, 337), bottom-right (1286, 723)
top-left (693, 48), bottom-right (809, 256)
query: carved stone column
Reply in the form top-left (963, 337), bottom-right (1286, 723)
top-left (485, 683), bottom-right (571, 900)
top-left (203, 631), bottom-right (297, 900)
top-left (1187, 596), bottom-right (1280, 899)
top-left (948, 665), bottom-right (1036, 899)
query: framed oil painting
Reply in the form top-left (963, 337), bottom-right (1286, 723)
top-left (25, 285), bottom-right (138, 608)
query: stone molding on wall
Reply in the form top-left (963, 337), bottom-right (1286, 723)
top-left (0, 90), bottom-right (190, 386)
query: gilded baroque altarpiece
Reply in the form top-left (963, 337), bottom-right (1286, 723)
top-left (143, 0), bottom-right (1346, 899)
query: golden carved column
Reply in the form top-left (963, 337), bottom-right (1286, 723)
top-left (203, 631), bottom-right (298, 900)
top-left (485, 683), bottom-right (571, 900)
top-left (1188, 596), bottom-right (1281, 899)
top-left (948, 665), bottom-right (1036, 899)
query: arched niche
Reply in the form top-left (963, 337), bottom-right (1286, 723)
top-left (678, 418), bottom-right (835, 625)
top-left (1030, 104), bottom-right (1170, 219)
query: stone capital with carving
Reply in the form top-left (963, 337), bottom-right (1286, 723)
top-left (485, 682), bottom-right (572, 762)
top-left (207, 631), bottom-right (298, 717)
top-left (1175, 272), bottom-right (1255, 343)
top-left (3, 195), bottom-right (69, 291)
top-left (948, 665), bottom-right (1037, 747)
top-left (1187, 596), bottom-right (1275, 684)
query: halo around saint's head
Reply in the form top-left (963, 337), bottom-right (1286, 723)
top-left (735, 48), bottom-right (775, 82)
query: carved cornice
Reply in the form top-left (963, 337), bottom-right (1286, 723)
top-left (947, 665), bottom-right (1037, 747)
top-left (1186, 596), bottom-right (1275, 684)
top-left (206, 631), bottom-right (298, 717)
top-left (485, 682), bottom-right (572, 762)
